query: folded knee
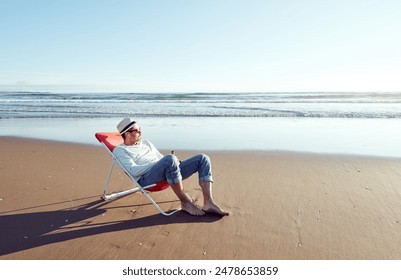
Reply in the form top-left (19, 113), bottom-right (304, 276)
top-left (164, 154), bottom-right (180, 166)
top-left (199, 153), bottom-right (210, 163)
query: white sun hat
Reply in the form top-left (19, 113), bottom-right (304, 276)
top-left (117, 117), bottom-right (136, 135)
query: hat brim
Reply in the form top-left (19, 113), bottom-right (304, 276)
top-left (119, 121), bottom-right (136, 135)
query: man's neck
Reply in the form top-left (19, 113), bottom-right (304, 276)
top-left (124, 140), bottom-right (140, 146)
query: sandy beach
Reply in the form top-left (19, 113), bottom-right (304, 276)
top-left (1, 136), bottom-right (401, 260)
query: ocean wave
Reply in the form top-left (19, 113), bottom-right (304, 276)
top-left (1, 107), bottom-right (401, 119)
top-left (1, 91), bottom-right (401, 119)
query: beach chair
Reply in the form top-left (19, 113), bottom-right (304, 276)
top-left (95, 132), bottom-right (180, 216)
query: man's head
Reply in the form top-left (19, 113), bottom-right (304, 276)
top-left (117, 117), bottom-right (142, 143)
top-left (117, 117), bottom-right (136, 134)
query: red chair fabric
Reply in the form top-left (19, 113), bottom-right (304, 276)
top-left (95, 132), bottom-right (123, 152)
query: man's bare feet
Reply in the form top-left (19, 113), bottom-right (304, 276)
top-left (181, 201), bottom-right (205, 216)
top-left (202, 202), bottom-right (229, 216)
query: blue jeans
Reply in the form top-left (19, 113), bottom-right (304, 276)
top-left (138, 154), bottom-right (213, 186)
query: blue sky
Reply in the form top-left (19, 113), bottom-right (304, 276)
top-left (1, 0), bottom-right (400, 92)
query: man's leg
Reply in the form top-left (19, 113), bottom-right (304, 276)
top-left (199, 181), bottom-right (229, 216)
top-left (170, 181), bottom-right (205, 216)
top-left (139, 155), bottom-right (204, 216)
top-left (180, 154), bottom-right (229, 216)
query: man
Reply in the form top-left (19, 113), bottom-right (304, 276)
top-left (113, 117), bottom-right (229, 216)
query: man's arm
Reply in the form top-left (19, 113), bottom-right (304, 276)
top-left (146, 140), bottom-right (164, 159)
top-left (113, 147), bottom-right (153, 178)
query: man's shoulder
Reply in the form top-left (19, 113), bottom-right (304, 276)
top-left (142, 139), bottom-right (152, 146)
top-left (112, 144), bottom-right (125, 155)
top-left (114, 140), bottom-right (150, 151)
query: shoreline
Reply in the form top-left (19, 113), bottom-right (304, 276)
top-left (1, 137), bottom-right (401, 259)
top-left (1, 117), bottom-right (401, 158)
top-left (2, 135), bottom-right (401, 161)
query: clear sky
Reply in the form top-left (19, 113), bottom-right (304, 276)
top-left (1, 0), bottom-right (400, 93)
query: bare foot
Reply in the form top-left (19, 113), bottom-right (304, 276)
top-left (202, 202), bottom-right (229, 216)
top-left (181, 201), bottom-right (205, 216)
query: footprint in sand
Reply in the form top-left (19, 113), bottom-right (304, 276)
top-left (293, 211), bottom-right (303, 249)
top-left (142, 240), bottom-right (156, 249)
top-left (160, 231), bottom-right (170, 238)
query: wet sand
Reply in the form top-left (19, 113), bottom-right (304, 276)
top-left (1, 137), bottom-right (401, 259)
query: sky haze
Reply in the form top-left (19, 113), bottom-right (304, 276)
top-left (1, 0), bottom-right (400, 93)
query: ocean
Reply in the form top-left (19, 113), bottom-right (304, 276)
top-left (1, 91), bottom-right (401, 119)
top-left (1, 91), bottom-right (400, 157)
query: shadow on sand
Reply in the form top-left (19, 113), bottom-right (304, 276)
top-left (0, 196), bottom-right (222, 257)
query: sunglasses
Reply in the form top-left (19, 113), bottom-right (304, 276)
top-left (126, 128), bottom-right (141, 133)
